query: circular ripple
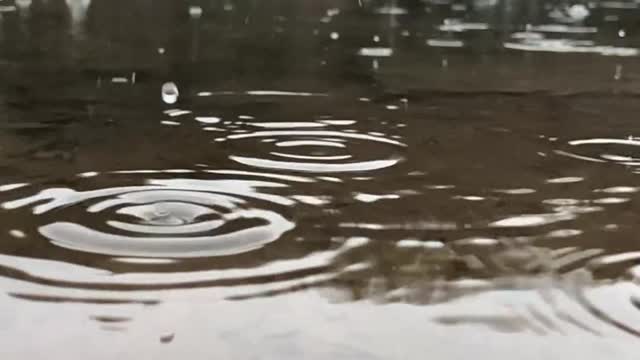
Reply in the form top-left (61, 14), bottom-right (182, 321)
top-left (1, 175), bottom-right (295, 258)
top-left (220, 125), bottom-right (406, 173)
top-left (571, 253), bottom-right (640, 337)
top-left (555, 138), bottom-right (640, 167)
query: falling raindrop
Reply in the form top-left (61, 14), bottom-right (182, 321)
top-left (161, 82), bottom-right (179, 104)
top-left (189, 6), bottom-right (203, 19)
top-left (615, 64), bottom-right (623, 80)
top-left (567, 4), bottom-right (589, 22)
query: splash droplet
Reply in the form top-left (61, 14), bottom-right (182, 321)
top-left (161, 82), bottom-right (179, 104)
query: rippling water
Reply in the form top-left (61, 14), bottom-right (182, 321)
top-left (1, 0), bottom-right (640, 358)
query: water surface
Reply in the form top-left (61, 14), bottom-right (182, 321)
top-left (1, 0), bottom-right (640, 358)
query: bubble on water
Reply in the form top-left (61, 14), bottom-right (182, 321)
top-left (330, 32), bottom-right (340, 40)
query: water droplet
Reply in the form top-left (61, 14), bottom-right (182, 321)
top-left (161, 82), bottom-right (179, 104)
top-left (189, 6), bottom-right (203, 19)
top-left (326, 8), bottom-right (340, 17)
top-left (567, 4), bottom-right (590, 21)
top-left (615, 64), bottom-right (623, 80)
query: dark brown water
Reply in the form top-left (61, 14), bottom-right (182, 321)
top-left (1, 0), bottom-right (640, 358)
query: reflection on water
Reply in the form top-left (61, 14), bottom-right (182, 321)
top-left (1, 0), bottom-right (640, 358)
top-left (2, 173), bottom-right (295, 257)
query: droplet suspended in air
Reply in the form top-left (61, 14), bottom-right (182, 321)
top-left (567, 4), bottom-right (589, 22)
top-left (161, 82), bottom-right (179, 104)
top-left (15, 0), bottom-right (32, 10)
top-left (189, 6), bottom-right (203, 19)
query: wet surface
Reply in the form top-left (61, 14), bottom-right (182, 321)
top-left (1, 0), bottom-right (640, 358)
